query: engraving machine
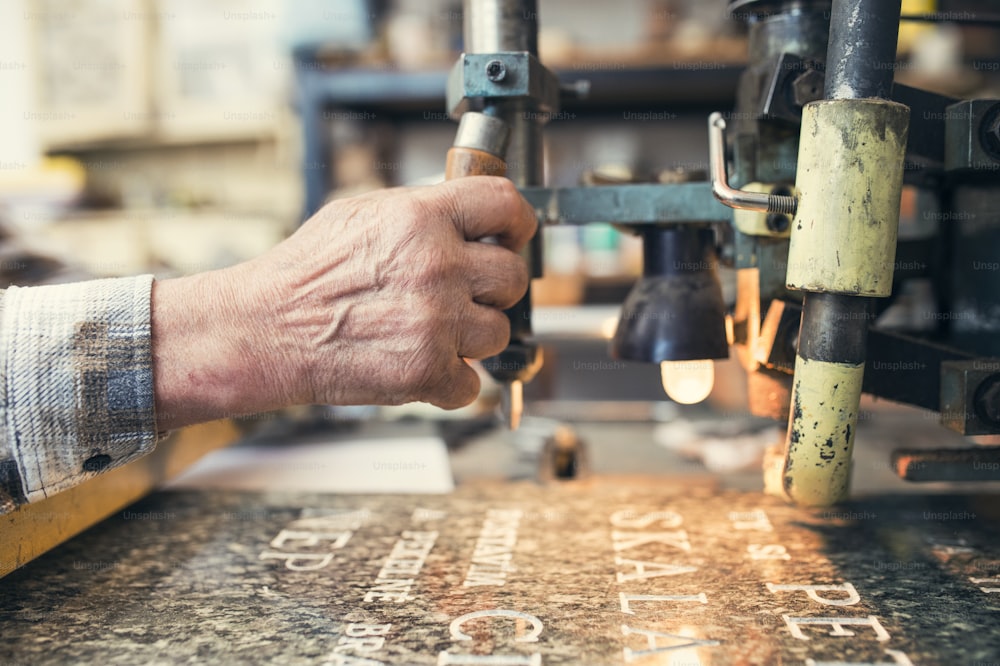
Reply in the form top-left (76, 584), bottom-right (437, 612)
top-left (8, 6), bottom-right (1000, 662)
top-left (447, 0), bottom-right (1000, 506)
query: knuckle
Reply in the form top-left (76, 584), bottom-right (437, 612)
top-left (511, 255), bottom-right (530, 296)
top-left (398, 353), bottom-right (438, 400)
top-left (424, 184), bottom-right (465, 228)
top-left (489, 177), bottom-right (521, 214)
top-left (393, 220), bottom-right (462, 287)
top-left (488, 314), bottom-right (511, 356)
top-left (392, 307), bottom-right (450, 397)
top-left (460, 308), bottom-right (508, 360)
top-left (491, 253), bottom-right (529, 309)
top-left (411, 245), bottom-right (450, 284)
top-left (395, 197), bottom-right (428, 236)
top-left (413, 302), bottom-right (446, 345)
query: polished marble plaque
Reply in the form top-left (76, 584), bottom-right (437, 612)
top-left (2, 480), bottom-right (999, 664)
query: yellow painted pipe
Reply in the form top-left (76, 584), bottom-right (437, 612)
top-left (786, 99), bottom-right (909, 297)
top-left (782, 356), bottom-right (864, 506)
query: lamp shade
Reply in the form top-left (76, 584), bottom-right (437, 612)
top-left (611, 226), bottom-right (729, 363)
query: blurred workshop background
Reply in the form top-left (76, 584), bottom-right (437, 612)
top-left (1, 0), bottom-right (995, 293)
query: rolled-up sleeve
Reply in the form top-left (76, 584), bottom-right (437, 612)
top-left (0, 276), bottom-right (157, 514)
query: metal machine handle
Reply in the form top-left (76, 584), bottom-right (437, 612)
top-left (446, 112), bottom-right (510, 179)
top-left (708, 112), bottom-right (798, 216)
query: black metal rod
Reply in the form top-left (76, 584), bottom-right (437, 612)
top-left (798, 292), bottom-right (873, 364)
top-left (503, 100), bottom-right (545, 277)
top-left (824, 0), bottom-right (903, 100)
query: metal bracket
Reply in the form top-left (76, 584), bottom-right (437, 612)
top-left (760, 52), bottom-right (825, 121)
top-left (941, 359), bottom-right (1000, 435)
top-left (944, 99), bottom-right (1000, 172)
top-left (519, 182), bottom-right (732, 227)
top-left (446, 52), bottom-right (562, 119)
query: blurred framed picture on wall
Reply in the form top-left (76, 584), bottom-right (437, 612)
top-left (28, 0), bottom-right (151, 148)
top-left (154, 0), bottom-right (285, 142)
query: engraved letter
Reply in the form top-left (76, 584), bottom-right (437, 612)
top-left (258, 551), bottom-right (334, 571)
top-left (436, 654), bottom-right (540, 666)
top-left (781, 615), bottom-right (891, 642)
top-left (619, 592), bottom-right (707, 615)
top-left (805, 648), bottom-right (914, 666)
top-left (610, 509), bottom-right (683, 529)
top-left (970, 576), bottom-right (1000, 593)
top-left (345, 623), bottom-right (391, 637)
top-left (615, 557), bottom-right (697, 583)
top-left (612, 531), bottom-right (691, 553)
top-left (728, 510), bottom-right (772, 531)
top-left (270, 529), bottom-right (352, 550)
top-left (324, 653), bottom-right (384, 666)
top-left (620, 625), bottom-right (720, 663)
top-left (747, 544), bottom-right (790, 561)
top-left (337, 636), bottom-right (385, 653)
top-left (449, 609), bottom-right (544, 643)
top-left (766, 582), bottom-right (860, 606)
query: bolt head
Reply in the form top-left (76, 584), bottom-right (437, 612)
top-left (485, 60), bottom-right (507, 82)
top-left (975, 374), bottom-right (1000, 425)
top-left (766, 213), bottom-right (790, 233)
top-left (983, 104), bottom-right (1000, 159)
top-left (791, 70), bottom-right (824, 107)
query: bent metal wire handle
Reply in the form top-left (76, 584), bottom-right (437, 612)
top-left (708, 112), bottom-right (798, 217)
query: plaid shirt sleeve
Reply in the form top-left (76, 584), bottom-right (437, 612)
top-left (0, 276), bottom-right (158, 514)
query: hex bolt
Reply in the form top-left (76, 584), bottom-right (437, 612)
top-left (485, 60), bottom-right (507, 83)
top-left (791, 69), bottom-right (824, 107)
top-left (974, 374), bottom-right (1000, 425)
top-left (983, 106), bottom-right (1000, 160)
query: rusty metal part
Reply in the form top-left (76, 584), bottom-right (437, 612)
top-left (940, 360), bottom-right (1000, 435)
top-left (945, 99), bottom-right (1000, 171)
top-left (892, 447), bottom-right (1000, 482)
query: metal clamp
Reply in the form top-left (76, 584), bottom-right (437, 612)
top-left (447, 52), bottom-right (562, 119)
top-left (708, 112), bottom-right (798, 216)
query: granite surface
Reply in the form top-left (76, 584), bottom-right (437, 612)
top-left (1, 479), bottom-right (999, 665)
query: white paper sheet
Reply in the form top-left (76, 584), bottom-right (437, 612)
top-left (167, 436), bottom-right (455, 494)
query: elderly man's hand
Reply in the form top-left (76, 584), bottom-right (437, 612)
top-left (152, 177), bottom-right (536, 430)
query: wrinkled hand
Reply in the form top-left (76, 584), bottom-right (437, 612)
top-left (152, 177), bottom-right (536, 430)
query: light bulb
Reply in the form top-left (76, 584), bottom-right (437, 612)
top-left (660, 360), bottom-right (715, 405)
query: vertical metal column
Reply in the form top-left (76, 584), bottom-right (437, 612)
top-left (780, 0), bottom-right (909, 506)
top-left (463, 0), bottom-right (545, 272)
top-left (463, 0), bottom-right (545, 429)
